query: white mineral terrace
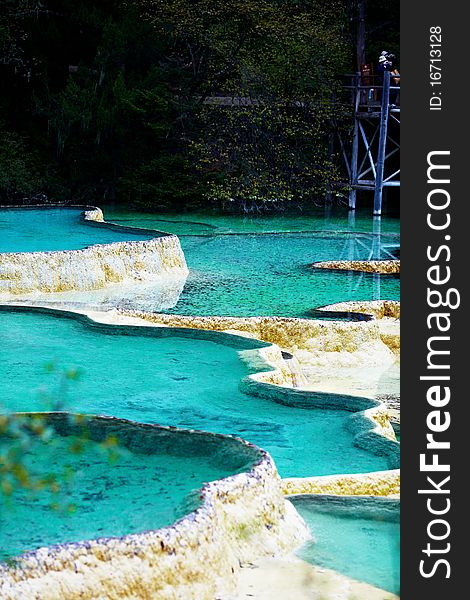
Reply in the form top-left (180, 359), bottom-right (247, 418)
top-left (0, 207), bottom-right (400, 599)
top-left (311, 259), bottom-right (400, 274)
top-left (0, 207), bottom-right (189, 295)
top-left (0, 415), bottom-right (310, 600)
top-left (0, 307), bottom-right (400, 599)
top-left (113, 304), bottom-right (400, 403)
top-left (226, 556), bottom-right (399, 600)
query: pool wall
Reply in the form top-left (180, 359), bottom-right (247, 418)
top-left (311, 259), bottom-right (400, 274)
top-left (290, 493), bottom-right (400, 521)
top-left (282, 469), bottom-right (400, 497)
top-left (0, 414), bottom-right (309, 600)
top-left (115, 309), bottom-right (400, 450)
top-left (241, 371), bottom-right (399, 468)
top-left (118, 309), bottom-right (399, 359)
top-left (0, 206), bottom-right (188, 295)
top-left (317, 300), bottom-right (400, 320)
top-left (83, 207), bottom-right (105, 223)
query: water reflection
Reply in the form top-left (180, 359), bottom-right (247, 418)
top-left (1, 274), bottom-right (187, 313)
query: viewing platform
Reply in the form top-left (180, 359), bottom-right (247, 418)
top-left (340, 72), bottom-right (400, 215)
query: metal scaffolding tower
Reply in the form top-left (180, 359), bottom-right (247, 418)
top-left (344, 71), bottom-right (400, 215)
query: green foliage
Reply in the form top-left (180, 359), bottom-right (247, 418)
top-left (144, 0), bottom-right (351, 209)
top-left (0, 0), bottom-right (398, 211)
top-left (0, 413), bottom-right (56, 497)
top-left (0, 130), bottom-right (41, 200)
top-left (0, 365), bottom-right (122, 508)
top-left (193, 102), bottom-right (345, 210)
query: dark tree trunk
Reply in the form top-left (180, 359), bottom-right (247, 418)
top-left (356, 0), bottom-right (366, 70)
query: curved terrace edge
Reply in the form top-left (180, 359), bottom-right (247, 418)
top-left (0, 205), bottom-right (188, 295)
top-left (0, 412), bottom-right (309, 599)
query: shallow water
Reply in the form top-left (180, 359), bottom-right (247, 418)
top-left (0, 309), bottom-right (392, 480)
top-left (292, 495), bottom-right (400, 594)
top-left (0, 206), bottom-right (401, 567)
top-left (166, 233), bottom-right (399, 317)
top-left (1, 207), bottom-right (399, 316)
top-left (103, 206), bottom-right (400, 236)
top-left (0, 208), bottom-right (154, 253)
top-left (104, 207), bottom-right (401, 317)
top-left (0, 430), bottom-right (246, 559)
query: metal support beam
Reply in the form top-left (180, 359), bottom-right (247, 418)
top-left (339, 72), bottom-right (399, 215)
top-left (349, 73), bottom-right (361, 210)
top-left (358, 121), bottom-right (377, 179)
top-left (349, 121), bottom-right (358, 209)
top-left (373, 71), bottom-right (391, 215)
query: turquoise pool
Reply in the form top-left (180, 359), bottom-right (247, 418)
top-left (0, 208), bottom-right (155, 253)
top-left (164, 233), bottom-right (399, 317)
top-left (102, 206), bottom-right (400, 236)
top-left (292, 495), bottom-right (400, 595)
top-left (0, 415), bottom-right (260, 559)
top-left (0, 206), bottom-right (399, 316)
top-left (0, 308), bottom-right (395, 479)
top-left (103, 207), bottom-right (400, 317)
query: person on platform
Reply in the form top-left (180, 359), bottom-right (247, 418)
top-left (378, 50), bottom-right (394, 72)
top-left (378, 51), bottom-right (399, 106)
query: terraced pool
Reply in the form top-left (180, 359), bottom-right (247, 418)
top-left (0, 206), bottom-right (399, 316)
top-left (0, 205), bottom-right (400, 594)
top-left (0, 308), bottom-right (396, 480)
top-left (0, 208), bottom-right (155, 253)
top-left (102, 206), bottom-right (400, 236)
top-left (164, 233), bottom-right (400, 317)
top-left (103, 207), bottom-right (400, 317)
top-left (292, 495), bottom-right (400, 595)
top-left (0, 415), bottom-right (259, 560)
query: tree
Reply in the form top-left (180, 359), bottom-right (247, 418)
top-left (0, 0), bottom-right (399, 211)
top-left (142, 0), bottom-right (351, 210)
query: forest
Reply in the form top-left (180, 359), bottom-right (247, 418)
top-left (0, 0), bottom-right (399, 212)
